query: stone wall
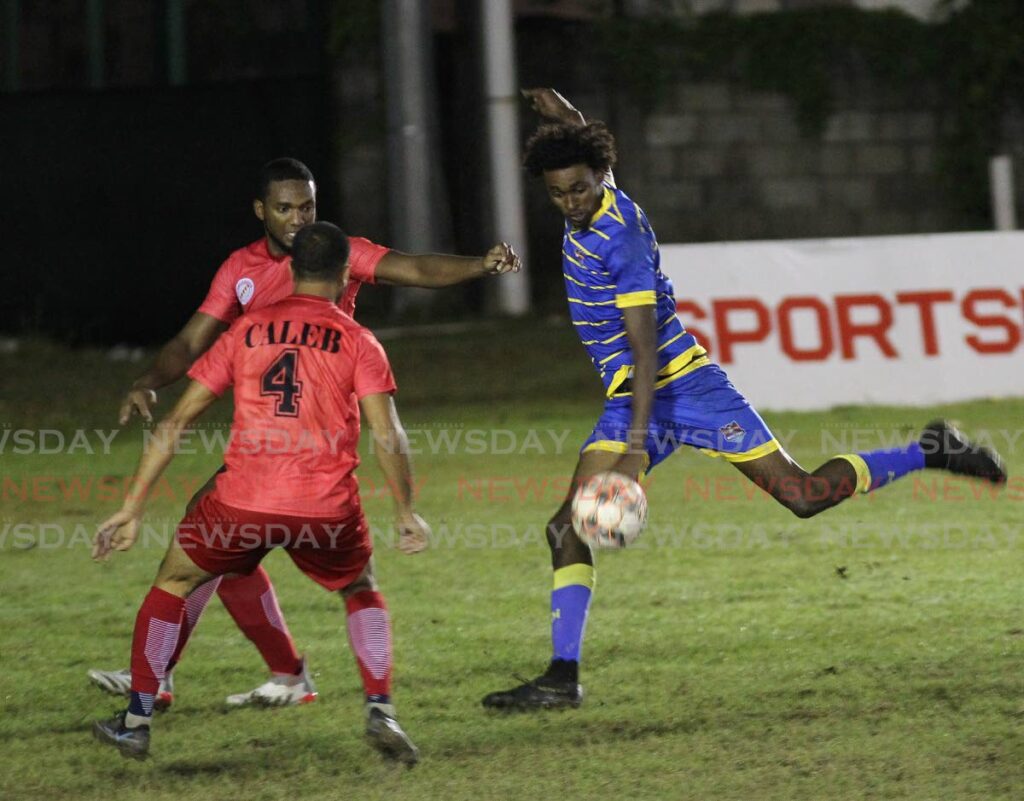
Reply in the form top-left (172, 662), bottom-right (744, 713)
top-left (327, 15), bottom-right (1021, 317)
top-left (614, 83), bottom-right (955, 243)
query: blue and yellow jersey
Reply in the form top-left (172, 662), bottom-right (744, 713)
top-left (563, 183), bottom-right (708, 398)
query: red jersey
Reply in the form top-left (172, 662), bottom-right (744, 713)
top-left (187, 294), bottom-right (397, 518)
top-left (197, 237), bottom-right (389, 323)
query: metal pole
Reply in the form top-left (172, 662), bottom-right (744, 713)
top-left (383, 0), bottom-right (440, 312)
top-left (989, 154), bottom-right (1017, 231)
top-left (86, 0), bottom-right (104, 89)
top-left (2, 0), bottom-right (18, 93)
top-left (481, 0), bottom-right (530, 315)
top-left (166, 0), bottom-right (187, 86)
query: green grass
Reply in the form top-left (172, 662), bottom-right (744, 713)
top-left (1, 323), bottom-right (1023, 800)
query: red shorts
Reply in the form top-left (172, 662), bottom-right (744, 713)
top-left (176, 493), bottom-right (372, 592)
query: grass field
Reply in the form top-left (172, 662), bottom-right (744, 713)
top-left (2, 322), bottom-right (1023, 800)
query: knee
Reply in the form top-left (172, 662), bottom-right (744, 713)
top-left (546, 516), bottom-right (574, 552)
top-left (154, 573), bottom-right (201, 598)
top-left (341, 567), bottom-right (377, 599)
top-left (783, 496), bottom-right (822, 519)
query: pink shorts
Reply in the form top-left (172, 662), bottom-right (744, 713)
top-left (176, 493), bottom-right (372, 591)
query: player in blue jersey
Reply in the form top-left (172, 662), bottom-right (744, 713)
top-left (481, 88), bottom-right (1008, 710)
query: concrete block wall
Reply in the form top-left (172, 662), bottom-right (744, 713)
top-left (617, 81), bottom-right (957, 243)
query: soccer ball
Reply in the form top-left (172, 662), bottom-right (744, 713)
top-left (571, 472), bottom-right (648, 549)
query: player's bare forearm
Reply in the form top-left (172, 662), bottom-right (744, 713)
top-left (375, 245), bottom-right (520, 288)
top-left (131, 338), bottom-right (193, 392)
top-left (359, 393), bottom-right (415, 513)
top-left (359, 393), bottom-right (430, 554)
top-left (120, 313), bottom-right (227, 424)
top-left (122, 382), bottom-right (218, 513)
top-left (618, 305), bottom-right (658, 476)
top-left (132, 313), bottom-right (227, 391)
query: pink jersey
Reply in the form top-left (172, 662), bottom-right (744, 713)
top-left (197, 237), bottom-right (389, 324)
top-left (188, 294), bottom-right (397, 518)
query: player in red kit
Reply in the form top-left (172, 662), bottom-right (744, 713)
top-left (88, 158), bottom-right (521, 709)
top-left (92, 222), bottom-right (423, 764)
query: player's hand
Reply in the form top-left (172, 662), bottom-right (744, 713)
top-left (396, 512), bottom-right (431, 555)
top-left (93, 508), bottom-right (142, 561)
top-left (482, 242), bottom-right (521, 276)
top-left (119, 387), bottom-right (158, 425)
top-left (521, 88), bottom-right (585, 125)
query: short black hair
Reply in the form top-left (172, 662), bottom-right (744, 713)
top-left (256, 157), bottom-right (315, 200)
top-left (523, 122), bottom-right (618, 176)
top-left (291, 222), bottom-right (350, 280)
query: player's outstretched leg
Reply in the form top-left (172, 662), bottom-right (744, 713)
top-left (482, 450), bottom-right (621, 711)
top-left (221, 567), bottom-right (312, 707)
top-left (920, 420), bottom-right (1007, 484)
top-left (342, 566), bottom-right (418, 765)
top-left (87, 575), bottom-right (223, 711)
top-left (734, 419), bottom-right (1006, 518)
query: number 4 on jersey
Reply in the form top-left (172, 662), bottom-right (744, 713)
top-left (261, 349), bottom-right (303, 416)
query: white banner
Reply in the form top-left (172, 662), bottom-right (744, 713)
top-left (661, 232), bottom-right (1024, 410)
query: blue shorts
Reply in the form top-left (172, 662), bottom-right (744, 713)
top-left (580, 365), bottom-right (778, 472)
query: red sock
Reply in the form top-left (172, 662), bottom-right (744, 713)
top-left (165, 576), bottom-right (222, 672)
top-left (217, 567), bottom-right (301, 675)
top-left (345, 590), bottom-right (392, 699)
top-left (129, 587), bottom-right (185, 713)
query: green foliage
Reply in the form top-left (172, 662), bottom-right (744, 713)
top-left (596, 2), bottom-right (1024, 227)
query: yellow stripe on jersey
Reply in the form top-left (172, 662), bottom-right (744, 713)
top-left (836, 454), bottom-right (872, 493)
top-left (599, 348), bottom-right (626, 365)
top-left (657, 330), bottom-right (686, 352)
top-left (582, 440), bottom-right (628, 455)
top-left (657, 344), bottom-right (708, 377)
top-left (605, 344), bottom-right (711, 398)
top-left (615, 290), bottom-right (657, 308)
top-left (590, 186), bottom-right (626, 227)
top-left (564, 272), bottom-right (616, 290)
top-left (566, 232), bottom-right (605, 262)
top-left (573, 319), bottom-right (612, 326)
top-left (553, 563), bottom-right (596, 590)
top-left (580, 331), bottom-right (627, 346)
top-left (568, 297), bottom-right (616, 307)
top-left (699, 439), bottom-right (781, 463)
top-left (563, 249), bottom-right (585, 268)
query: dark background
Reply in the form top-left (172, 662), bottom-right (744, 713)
top-left (4, 1), bottom-right (1023, 345)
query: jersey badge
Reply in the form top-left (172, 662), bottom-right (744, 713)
top-left (719, 421), bottom-right (746, 443)
top-left (235, 278), bottom-right (255, 306)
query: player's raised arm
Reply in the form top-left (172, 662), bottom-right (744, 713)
top-left (95, 380), bottom-right (220, 561)
top-left (118, 312), bottom-right (228, 425)
top-left (521, 88), bottom-right (586, 126)
top-left (372, 243), bottom-right (521, 288)
top-left (522, 88), bottom-right (616, 188)
top-left (359, 391), bottom-right (430, 555)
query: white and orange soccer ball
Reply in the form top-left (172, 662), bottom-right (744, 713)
top-left (571, 471), bottom-right (648, 549)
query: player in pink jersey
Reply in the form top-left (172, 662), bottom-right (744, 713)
top-left (92, 222), bottom-right (422, 763)
top-left (88, 158), bottom-right (520, 709)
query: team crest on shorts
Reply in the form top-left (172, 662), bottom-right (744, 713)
top-left (235, 277), bottom-right (255, 305)
top-left (719, 421), bottom-right (746, 443)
